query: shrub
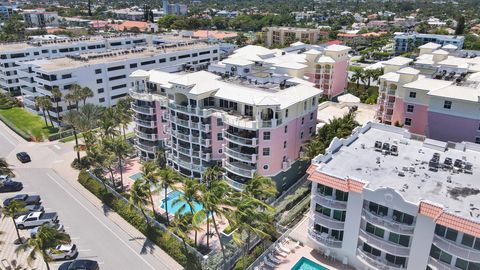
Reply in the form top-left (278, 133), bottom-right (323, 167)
top-left (232, 244), bottom-right (265, 270)
top-left (77, 170), bottom-right (201, 269)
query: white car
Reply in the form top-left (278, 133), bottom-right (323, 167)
top-left (47, 244), bottom-right (78, 260)
top-left (30, 223), bottom-right (64, 238)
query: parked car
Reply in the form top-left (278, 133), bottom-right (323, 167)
top-left (3, 194), bottom-right (41, 206)
top-left (15, 211), bottom-right (58, 229)
top-left (0, 175), bottom-right (13, 183)
top-left (47, 244), bottom-right (78, 260)
top-left (67, 260), bottom-right (99, 270)
top-left (0, 181), bottom-right (23, 193)
top-left (30, 223), bottom-right (64, 238)
top-left (14, 204), bottom-right (44, 218)
top-left (16, 152), bottom-right (31, 163)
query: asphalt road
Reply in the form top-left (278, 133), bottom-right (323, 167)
top-left (0, 121), bottom-right (182, 270)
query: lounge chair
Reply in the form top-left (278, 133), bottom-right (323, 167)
top-left (264, 257), bottom-right (276, 268)
top-left (278, 243), bottom-right (291, 254)
top-left (268, 253), bottom-right (282, 264)
top-left (274, 246), bottom-right (288, 257)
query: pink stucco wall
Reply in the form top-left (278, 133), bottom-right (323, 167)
top-left (330, 59), bottom-right (349, 98)
top-left (391, 97), bottom-right (404, 125)
top-left (155, 101), bottom-right (169, 140)
top-left (427, 112), bottom-right (480, 143)
top-left (404, 103), bottom-right (428, 135)
top-left (210, 116), bottom-right (224, 160)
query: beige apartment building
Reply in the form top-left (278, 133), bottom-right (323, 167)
top-left (262, 27), bottom-right (326, 47)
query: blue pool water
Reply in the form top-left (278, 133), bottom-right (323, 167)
top-left (291, 257), bottom-right (329, 270)
top-left (161, 191), bottom-right (204, 216)
top-left (129, 172), bottom-right (144, 181)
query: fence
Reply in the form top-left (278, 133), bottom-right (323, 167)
top-left (48, 129), bottom-right (75, 141)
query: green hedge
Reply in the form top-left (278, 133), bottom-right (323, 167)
top-left (78, 170), bottom-right (202, 270)
top-left (232, 244), bottom-right (265, 270)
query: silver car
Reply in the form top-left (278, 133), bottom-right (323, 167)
top-left (47, 244), bottom-right (78, 260)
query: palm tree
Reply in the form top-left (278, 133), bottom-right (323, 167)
top-left (129, 180), bottom-right (151, 225)
top-left (155, 147), bottom-right (167, 169)
top-left (1, 200), bottom-right (27, 244)
top-left (35, 96), bottom-right (53, 127)
top-left (169, 212), bottom-right (200, 253)
top-left (63, 92), bottom-right (76, 111)
top-left (158, 167), bottom-right (182, 224)
top-left (62, 110), bottom-right (81, 162)
top-left (51, 87), bottom-right (62, 124)
top-left (15, 224), bottom-right (71, 270)
top-left (350, 67), bottom-right (364, 90)
top-left (104, 137), bottom-right (132, 191)
top-left (80, 87), bottom-right (94, 105)
top-left (115, 98), bottom-right (134, 140)
top-left (85, 144), bottom-right (110, 191)
top-left (172, 178), bottom-right (201, 246)
top-left (0, 158), bottom-right (14, 176)
top-left (99, 108), bottom-right (120, 139)
top-left (202, 165), bottom-right (224, 247)
top-left (244, 173), bottom-right (277, 201)
top-left (140, 161), bottom-right (160, 215)
top-left (68, 84), bottom-right (83, 110)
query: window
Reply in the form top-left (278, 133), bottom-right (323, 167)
top-left (409, 91), bottom-right (416, 98)
top-left (96, 79), bottom-right (103, 84)
top-left (109, 75), bottom-right (126, 81)
top-left (111, 84), bottom-right (127, 90)
top-left (407, 104), bottom-right (414, 112)
top-left (430, 245), bottom-right (452, 264)
top-left (363, 243), bottom-right (381, 257)
top-left (62, 74), bottom-right (72, 79)
top-left (300, 132), bottom-right (304, 139)
top-left (284, 125), bottom-right (288, 133)
top-left (461, 234), bottom-right (476, 248)
top-left (283, 141), bottom-right (287, 148)
top-left (99, 97), bottom-right (105, 103)
top-left (368, 202), bottom-right (388, 216)
top-left (304, 100), bottom-right (307, 110)
top-left (169, 57), bottom-right (177, 61)
top-left (141, 60), bottom-right (156, 66)
top-left (130, 63), bottom-right (138, 68)
top-left (333, 210), bottom-right (346, 221)
top-left (159, 58), bottom-right (166, 63)
top-left (392, 210), bottom-right (414, 225)
top-left (179, 54), bottom-right (190, 59)
top-left (216, 118), bottom-right (223, 126)
top-left (301, 117), bottom-right (304, 125)
top-left (95, 69), bottom-right (102, 74)
top-left (309, 127), bottom-right (313, 134)
top-left (444, 100), bottom-right (452, 109)
top-left (435, 224), bottom-right (458, 242)
top-left (217, 133), bottom-right (223, 141)
top-left (404, 118), bottom-right (412, 126)
top-left (335, 190), bottom-right (349, 201)
top-left (199, 51), bottom-right (210, 55)
top-left (97, 88), bottom-right (104, 94)
top-left (315, 204), bottom-right (331, 217)
top-left (312, 97), bottom-right (316, 106)
top-left (385, 254), bottom-right (407, 268)
top-left (263, 131), bottom-right (271, 140)
top-left (263, 148), bottom-right (270, 156)
top-left (285, 109), bottom-right (289, 118)
top-left (263, 164), bottom-right (269, 170)
top-left (317, 184), bottom-right (333, 196)
top-left (314, 224), bottom-right (329, 234)
top-left (455, 258), bottom-right (480, 270)
top-left (476, 137), bottom-right (480, 144)
top-left (310, 112), bottom-right (314, 120)
top-left (107, 65), bottom-right (125, 71)
top-left (366, 223), bottom-right (385, 238)
top-left (388, 232), bottom-right (410, 247)
top-left (111, 93), bottom-right (127, 99)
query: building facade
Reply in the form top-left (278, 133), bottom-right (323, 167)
top-left (129, 70), bottom-right (322, 192)
top-left (262, 27), bottom-right (326, 47)
top-left (307, 122), bottom-right (480, 270)
top-left (18, 42), bottom-right (219, 125)
top-left (162, 0), bottom-right (187, 16)
top-left (22, 9), bottom-right (59, 27)
top-left (0, 3), bottom-right (13, 22)
top-left (394, 32), bottom-right (465, 53)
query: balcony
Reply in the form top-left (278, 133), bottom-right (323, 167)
top-left (386, 102), bottom-right (395, 109)
top-left (135, 129), bottom-right (158, 141)
top-left (200, 138), bottom-right (211, 147)
top-left (223, 173), bottom-right (246, 191)
top-left (222, 113), bottom-right (257, 130)
top-left (168, 154), bottom-right (203, 172)
top-left (356, 248), bottom-right (405, 270)
top-left (132, 103), bottom-right (155, 115)
top-left (383, 114), bottom-right (392, 121)
top-left (135, 140), bottom-right (158, 153)
top-left (312, 194), bottom-right (347, 210)
top-left (432, 235), bottom-right (480, 262)
top-left (428, 257), bottom-right (453, 270)
top-left (224, 161), bottom-right (255, 178)
top-left (310, 213), bottom-right (345, 231)
top-left (130, 90), bottom-right (166, 103)
top-left (307, 228), bottom-right (343, 248)
top-left (134, 117), bottom-right (156, 128)
top-left (223, 146), bottom-right (257, 163)
top-left (223, 131), bottom-right (258, 147)
top-left (387, 89), bottom-right (396, 96)
top-left (361, 209), bottom-right (415, 234)
top-left (168, 103), bottom-right (214, 117)
top-left (358, 229), bottom-right (410, 257)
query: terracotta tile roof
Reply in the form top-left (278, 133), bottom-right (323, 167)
top-left (109, 21), bottom-right (150, 32)
top-left (308, 171), bottom-right (365, 193)
top-left (420, 202), bottom-right (480, 237)
top-left (193, 30), bottom-right (238, 39)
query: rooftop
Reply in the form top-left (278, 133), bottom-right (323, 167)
top-left (312, 123), bottom-right (480, 221)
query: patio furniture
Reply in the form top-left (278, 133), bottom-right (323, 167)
top-left (324, 249), bottom-right (331, 258)
top-left (342, 256), bottom-right (349, 266)
top-left (268, 253), bottom-right (282, 264)
top-left (264, 257), bottom-right (276, 268)
top-left (278, 243), bottom-right (291, 254)
top-left (274, 246), bottom-right (288, 257)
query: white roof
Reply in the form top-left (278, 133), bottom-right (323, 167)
top-left (419, 42), bottom-right (442, 49)
top-left (384, 56), bottom-right (413, 66)
top-left (337, 93), bottom-right (360, 103)
top-left (169, 71), bottom-right (221, 94)
top-left (147, 70), bottom-right (181, 87)
top-left (432, 49), bottom-right (449, 55)
top-left (442, 44), bottom-right (458, 50)
top-left (325, 44), bottom-right (350, 52)
top-left (222, 58), bottom-right (254, 66)
top-left (290, 41), bottom-right (305, 46)
top-left (286, 77), bottom-right (315, 86)
top-left (428, 85), bottom-right (480, 102)
top-left (317, 55), bottom-right (335, 64)
top-left (273, 61), bottom-right (307, 70)
top-left (304, 49), bottom-right (321, 55)
top-left (438, 56), bottom-right (469, 69)
top-left (397, 67), bottom-right (420, 75)
top-left (403, 78), bottom-right (452, 91)
top-left (380, 72), bottom-right (400, 82)
top-left (468, 72), bottom-right (480, 82)
top-left (130, 69), bottom-right (149, 78)
top-left (365, 62), bottom-right (385, 70)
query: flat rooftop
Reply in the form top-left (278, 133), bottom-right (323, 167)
top-left (26, 43), bottom-right (214, 72)
top-left (313, 123), bottom-right (480, 221)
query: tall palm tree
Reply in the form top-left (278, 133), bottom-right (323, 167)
top-left (68, 84), bottom-right (83, 110)
top-left (115, 98), bottom-right (134, 140)
top-left (155, 147), bottom-right (166, 169)
top-left (244, 173), bottom-right (277, 201)
top-left (140, 161), bottom-right (160, 215)
top-left (158, 167), bottom-right (182, 224)
top-left (350, 67), bottom-right (364, 90)
top-left (0, 158), bottom-right (14, 176)
top-left (63, 92), bottom-right (76, 111)
top-left (2, 200), bottom-right (27, 244)
top-left (202, 165), bottom-right (224, 247)
top-left (104, 137), bottom-right (132, 191)
top-left (129, 180), bottom-right (151, 225)
top-left (51, 87), bottom-right (62, 124)
top-left (169, 212), bottom-right (200, 253)
top-left (15, 224), bottom-right (71, 270)
top-left (35, 96), bottom-right (53, 127)
top-left (62, 110), bottom-right (81, 162)
top-left (99, 108), bottom-right (120, 139)
top-left (172, 178), bottom-right (201, 246)
top-left (80, 87), bottom-right (94, 105)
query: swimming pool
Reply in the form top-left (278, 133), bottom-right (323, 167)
top-left (128, 172), bottom-right (144, 181)
top-left (161, 190), bottom-right (204, 216)
top-left (291, 257), bottom-right (329, 270)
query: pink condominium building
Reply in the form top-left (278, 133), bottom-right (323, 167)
top-left (130, 70), bottom-right (322, 191)
top-left (375, 43), bottom-right (480, 144)
top-left (208, 44), bottom-right (350, 99)
top-left (307, 122), bottom-right (480, 270)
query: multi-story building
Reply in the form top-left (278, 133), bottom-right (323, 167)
top-left (0, 34), bottom-right (182, 94)
top-left (208, 44), bottom-right (351, 99)
top-left (163, 0), bottom-right (187, 16)
top-left (394, 32), bottom-right (465, 53)
top-left (0, 2), bottom-right (13, 22)
top-left (262, 27), bottom-right (326, 47)
top-left (18, 41), bottom-right (219, 125)
top-left (375, 47), bottom-right (480, 144)
top-left (22, 9), bottom-right (59, 27)
top-left (111, 8), bottom-right (145, 21)
top-left (129, 69), bottom-right (321, 191)
top-left (306, 122), bottom-right (480, 270)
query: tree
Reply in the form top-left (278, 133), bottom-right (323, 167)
top-left (350, 67), bottom-right (364, 90)
top-left (80, 87), bottom-right (94, 105)
top-left (140, 161), bottom-right (160, 215)
top-left (15, 224), bottom-right (71, 270)
top-left (63, 92), bottom-right (76, 111)
top-left (172, 178), bottom-right (201, 246)
top-left (67, 84), bottom-right (82, 110)
top-left (158, 167), bottom-right (182, 224)
top-left (0, 158), bottom-right (14, 176)
top-left (35, 96), bottom-right (54, 127)
top-left (169, 212), bottom-right (201, 254)
top-left (244, 173), bottom-right (277, 201)
top-left (455, 15), bottom-right (465, 35)
top-left (99, 108), bottom-right (120, 139)
top-left (115, 98), bottom-right (134, 140)
top-left (129, 180), bottom-right (151, 225)
top-left (2, 200), bottom-right (27, 244)
top-left (51, 87), bottom-right (62, 124)
top-left (104, 137), bottom-right (132, 191)
top-left (62, 110), bottom-right (81, 162)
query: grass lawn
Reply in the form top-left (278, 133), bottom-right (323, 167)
top-left (0, 107), bottom-right (58, 141)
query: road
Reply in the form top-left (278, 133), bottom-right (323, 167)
top-left (0, 120), bottom-right (182, 270)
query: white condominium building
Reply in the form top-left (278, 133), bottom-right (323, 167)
top-left (19, 42), bottom-right (219, 124)
top-left (306, 122), bottom-right (480, 270)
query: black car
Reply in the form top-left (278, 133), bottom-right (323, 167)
top-left (16, 152), bottom-right (31, 163)
top-left (67, 260), bottom-right (99, 270)
top-left (15, 204), bottom-right (44, 218)
top-left (3, 194), bottom-right (41, 207)
top-left (0, 181), bottom-right (23, 193)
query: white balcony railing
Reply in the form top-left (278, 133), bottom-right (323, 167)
top-left (134, 117), bottom-right (156, 128)
top-left (224, 161), bottom-right (255, 178)
top-left (223, 174), bottom-right (246, 191)
top-left (223, 131), bottom-right (257, 147)
top-left (310, 213), bottom-right (345, 230)
top-left (432, 235), bottom-right (480, 263)
top-left (135, 129), bottom-right (158, 141)
top-left (356, 248), bottom-right (405, 270)
top-left (312, 194), bottom-right (348, 210)
top-left (308, 228), bottom-right (343, 248)
top-left (132, 103), bottom-right (155, 115)
top-left (224, 147), bottom-right (256, 163)
top-left (361, 209), bottom-right (415, 234)
top-left (358, 229), bottom-right (411, 257)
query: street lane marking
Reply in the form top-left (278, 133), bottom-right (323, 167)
top-left (53, 160), bottom-right (64, 163)
top-left (54, 145), bottom-right (61, 150)
top-left (46, 172), bottom-right (157, 270)
top-left (0, 129), bottom-right (16, 145)
top-left (78, 249), bottom-right (92, 252)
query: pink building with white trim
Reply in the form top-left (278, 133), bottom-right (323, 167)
top-left (130, 69), bottom-right (322, 191)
